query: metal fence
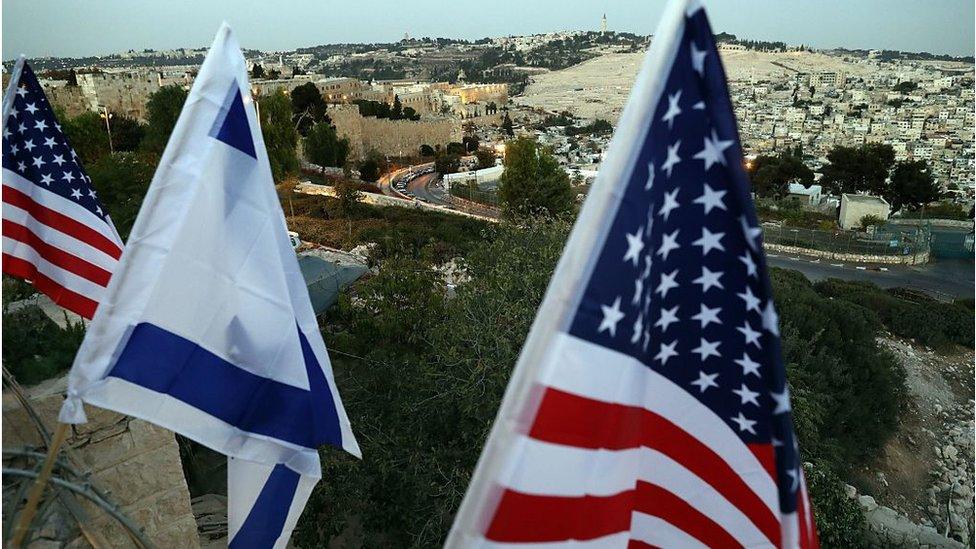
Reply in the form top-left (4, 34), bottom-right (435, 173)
top-left (762, 223), bottom-right (930, 257)
top-left (449, 182), bottom-right (500, 207)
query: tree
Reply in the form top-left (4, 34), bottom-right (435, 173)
top-left (258, 91), bottom-right (300, 181)
top-left (391, 94), bottom-right (403, 119)
top-left (291, 82), bottom-right (328, 136)
top-left (267, 68), bottom-right (281, 80)
top-left (445, 142), bottom-right (466, 155)
top-left (334, 178), bottom-right (361, 217)
top-left (357, 150), bottom-right (386, 182)
top-left (475, 149), bottom-right (496, 169)
top-left (462, 134), bottom-right (480, 153)
top-left (819, 144), bottom-right (895, 196)
top-left (886, 160), bottom-right (940, 213)
top-left (109, 115), bottom-right (146, 152)
top-left (251, 63), bottom-right (265, 79)
top-left (419, 144), bottom-right (435, 157)
top-left (402, 106), bottom-right (419, 121)
top-left (501, 112), bottom-right (514, 136)
top-left (433, 152), bottom-right (460, 175)
top-left (62, 111), bottom-right (111, 166)
top-left (304, 122), bottom-right (350, 169)
top-left (141, 84), bottom-right (188, 155)
top-left (86, 152), bottom-right (155, 239)
top-left (497, 137), bottom-right (574, 218)
top-left (748, 152), bottom-right (814, 198)
top-left (892, 81), bottom-right (917, 93)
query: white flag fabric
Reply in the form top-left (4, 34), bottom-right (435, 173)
top-left (58, 23), bottom-right (358, 547)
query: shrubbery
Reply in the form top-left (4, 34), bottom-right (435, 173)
top-left (814, 279), bottom-right (974, 350)
top-left (1, 305), bottom-right (85, 386)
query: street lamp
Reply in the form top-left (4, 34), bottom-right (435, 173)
top-left (99, 106), bottom-right (114, 153)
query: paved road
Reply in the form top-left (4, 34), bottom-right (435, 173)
top-left (406, 172), bottom-right (451, 206)
top-left (766, 251), bottom-right (974, 300)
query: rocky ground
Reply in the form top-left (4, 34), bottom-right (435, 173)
top-left (851, 336), bottom-right (974, 546)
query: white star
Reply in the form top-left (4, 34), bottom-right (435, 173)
top-left (737, 321), bottom-right (762, 348)
top-left (661, 89), bottom-right (682, 129)
top-left (655, 340), bottom-right (679, 365)
top-left (693, 183), bottom-right (727, 214)
top-left (692, 266), bottom-right (724, 293)
top-left (641, 254), bottom-right (652, 280)
top-left (771, 385), bottom-right (792, 415)
top-left (654, 304), bottom-right (680, 332)
top-left (2, 127), bottom-right (10, 139)
top-left (737, 286), bottom-right (761, 313)
top-left (95, 206), bottom-right (103, 215)
top-left (691, 42), bottom-right (708, 76)
top-left (17, 123), bottom-right (27, 133)
top-left (70, 188), bottom-right (82, 199)
top-left (661, 140), bottom-right (682, 177)
top-left (655, 269), bottom-right (679, 299)
top-left (692, 338), bottom-right (721, 361)
top-left (658, 188), bottom-right (680, 221)
top-left (24, 102), bottom-right (39, 115)
top-left (88, 189), bottom-right (97, 198)
top-left (733, 384), bottom-right (761, 406)
top-left (16, 161), bottom-right (26, 172)
top-left (10, 144), bottom-right (19, 155)
top-left (43, 137), bottom-right (57, 149)
top-left (692, 227), bottom-right (725, 256)
top-left (598, 296), bottom-right (626, 337)
top-left (690, 370), bottom-right (719, 393)
top-left (62, 171), bottom-right (76, 183)
top-left (691, 303), bottom-right (721, 328)
top-left (31, 156), bottom-right (45, 168)
top-left (52, 154), bottom-right (66, 166)
top-left (15, 86), bottom-right (27, 97)
top-left (645, 162), bottom-right (656, 190)
top-left (632, 278), bottom-right (643, 305)
top-left (731, 412), bottom-right (757, 434)
top-left (786, 466), bottom-right (800, 492)
top-left (693, 129), bottom-right (734, 171)
top-left (23, 139), bottom-right (35, 152)
top-left (692, 100), bottom-right (705, 110)
top-left (735, 353), bottom-right (762, 377)
top-left (762, 301), bottom-right (780, 336)
top-left (623, 228), bottom-right (645, 267)
top-left (656, 229), bottom-right (680, 260)
top-left (642, 327), bottom-right (651, 352)
top-left (740, 215), bottom-right (763, 251)
top-left (39, 173), bottom-right (53, 185)
top-left (34, 119), bottom-right (48, 132)
top-left (645, 205), bottom-right (655, 236)
top-left (630, 313), bottom-right (644, 345)
top-left (739, 252), bottom-right (757, 278)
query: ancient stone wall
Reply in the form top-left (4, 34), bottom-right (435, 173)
top-left (2, 375), bottom-right (200, 547)
top-left (43, 84), bottom-right (91, 119)
top-left (328, 104), bottom-right (461, 159)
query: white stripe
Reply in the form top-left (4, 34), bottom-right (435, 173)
top-left (227, 458), bottom-right (319, 548)
top-left (630, 513), bottom-right (710, 549)
top-left (3, 202), bottom-right (119, 271)
top-left (501, 436), bottom-right (770, 547)
top-left (3, 236), bottom-right (107, 298)
top-left (780, 511), bottom-right (801, 548)
top-left (2, 169), bottom-right (122, 245)
top-left (540, 332), bottom-right (778, 517)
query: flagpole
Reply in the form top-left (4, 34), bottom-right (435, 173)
top-left (2, 55), bottom-right (26, 125)
top-left (9, 422), bottom-right (71, 547)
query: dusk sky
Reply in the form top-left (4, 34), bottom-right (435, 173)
top-left (3, 0), bottom-right (974, 60)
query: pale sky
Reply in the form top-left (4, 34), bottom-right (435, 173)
top-left (3, 0), bottom-right (974, 60)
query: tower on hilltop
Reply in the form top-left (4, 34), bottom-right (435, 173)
top-left (600, 13), bottom-right (608, 34)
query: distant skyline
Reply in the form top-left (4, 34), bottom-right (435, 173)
top-left (3, 0), bottom-right (974, 61)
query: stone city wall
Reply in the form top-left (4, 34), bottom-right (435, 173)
top-left (3, 375), bottom-right (199, 547)
top-left (763, 242), bottom-right (930, 265)
top-left (328, 104), bottom-right (461, 159)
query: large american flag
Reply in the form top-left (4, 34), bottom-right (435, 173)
top-left (2, 61), bottom-right (123, 319)
top-left (449, 1), bottom-right (818, 547)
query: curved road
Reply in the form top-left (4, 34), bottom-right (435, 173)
top-left (766, 251), bottom-right (973, 301)
top-left (406, 173), bottom-right (451, 206)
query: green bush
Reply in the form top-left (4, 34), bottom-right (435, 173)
top-left (804, 463), bottom-right (868, 547)
top-left (814, 279), bottom-right (974, 350)
top-left (2, 305), bottom-right (85, 386)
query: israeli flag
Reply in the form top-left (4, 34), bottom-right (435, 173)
top-left (58, 23), bottom-right (359, 547)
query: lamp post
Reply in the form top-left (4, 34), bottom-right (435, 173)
top-left (99, 106), bottom-right (114, 153)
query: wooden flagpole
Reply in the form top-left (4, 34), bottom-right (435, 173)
top-left (9, 422), bottom-right (71, 547)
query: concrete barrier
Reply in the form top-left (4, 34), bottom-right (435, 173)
top-left (294, 182), bottom-right (497, 223)
top-left (763, 243), bottom-right (930, 265)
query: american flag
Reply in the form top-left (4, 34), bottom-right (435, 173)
top-left (449, 1), bottom-right (818, 547)
top-left (2, 60), bottom-right (123, 319)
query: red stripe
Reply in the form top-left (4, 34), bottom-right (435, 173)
top-left (528, 388), bottom-right (780, 545)
top-left (627, 540), bottom-right (657, 549)
top-left (749, 443), bottom-right (777, 480)
top-left (3, 253), bottom-right (97, 319)
top-left (3, 220), bottom-right (112, 286)
top-left (485, 481), bottom-right (742, 547)
top-left (2, 185), bottom-right (122, 260)
top-left (635, 481), bottom-right (742, 548)
top-left (486, 488), bottom-right (633, 542)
